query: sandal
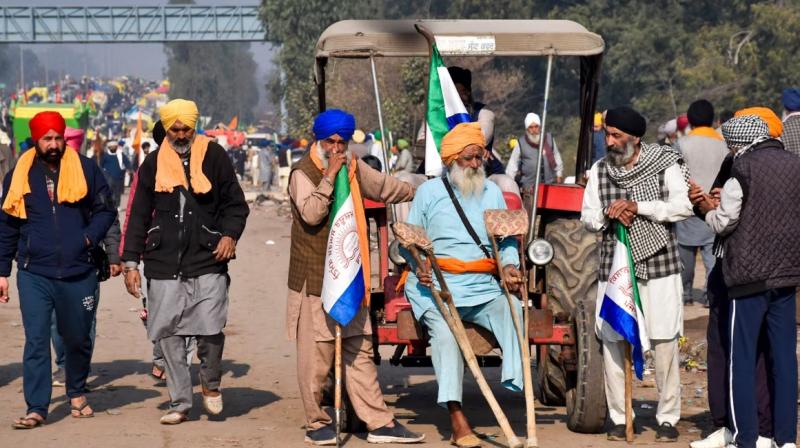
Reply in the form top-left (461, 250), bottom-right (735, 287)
top-left (450, 433), bottom-right (483, 448)
top-left (70, 398), bottom-right (94, 418)
top-left (12, 414), bottom-right (45, 430)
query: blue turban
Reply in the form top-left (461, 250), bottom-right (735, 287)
top-left (783, 88), bottom-right (800, 112)
top-left (313, 109), bottom-right (356, 141)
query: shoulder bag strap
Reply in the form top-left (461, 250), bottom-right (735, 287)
top-left (441, 176), bottom-right (491, 258)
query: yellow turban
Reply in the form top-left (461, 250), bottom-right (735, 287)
top-left (440, 122), bottom-right (485, 165)
top-left (160, 99), bottom-right (199, 130)
top-left (594, 112), bottom-right (603, 127)
top-left (734, 107), bottom-right (783, 138)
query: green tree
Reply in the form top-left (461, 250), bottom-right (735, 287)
top-left (164, 0), bottom-right (260, 124)
top-left (164, 42), bottom-right (259, 124)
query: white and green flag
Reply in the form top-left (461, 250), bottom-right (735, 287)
top-left (321, 167), bottom-right (365, 326)
top-left (598, 225), bottom-right (650, 379)
top-left (423, 44), bottom-right (471, 176)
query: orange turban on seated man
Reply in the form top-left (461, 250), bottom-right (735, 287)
top-left (440, 122), bottom-right (485, 165)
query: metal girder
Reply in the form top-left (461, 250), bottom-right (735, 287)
top-left (0, 6), bottom-right (266, 42)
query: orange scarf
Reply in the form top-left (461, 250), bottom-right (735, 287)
top-left (2, 147), bottom-right (87, 219)
top-left (155, 135), bottom-right (213, 194)
top-left (310, 145), bottom-right (371, 305)
top-left (395, 257), bottom-right (498, 292)
top-left (688, 126), bottom-right (724, 141)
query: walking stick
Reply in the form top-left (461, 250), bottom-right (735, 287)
top-left (484, 209), bottom-right (537, 447)
top-left (624, 342), bottom-right (634, 443)
top-left (392, 222), bottom-right (523, 448)
top-left (335, 324), bottom-right (343, 447)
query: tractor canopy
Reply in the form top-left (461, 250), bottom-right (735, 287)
top-left (314, 19), bottom-right (605, 176)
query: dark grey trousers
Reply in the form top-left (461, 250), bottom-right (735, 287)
top-left (161, 333), bottom-right (225, 412)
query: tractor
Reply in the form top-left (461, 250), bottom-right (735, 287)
top-left (315, 19), bottom-right (607, 434)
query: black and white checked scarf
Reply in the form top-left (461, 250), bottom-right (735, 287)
top-left (606, 143), bottom-right (690, 278)
top-left (721, 115), bottom-right (771, 160)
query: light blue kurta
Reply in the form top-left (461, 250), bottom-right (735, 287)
top-left (404, 175), bottom-right (523, 405)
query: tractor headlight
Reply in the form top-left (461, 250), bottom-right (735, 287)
top-left (527, 238), bottom-right (554, 266)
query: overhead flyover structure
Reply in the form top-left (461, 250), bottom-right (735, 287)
top-left (0, 6), bottom-right (266, 43)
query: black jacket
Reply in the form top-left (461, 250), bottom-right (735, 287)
top-left (121, 142), bottom-right (249, 279)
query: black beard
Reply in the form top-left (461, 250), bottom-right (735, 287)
top-left (37, 148), bottom-right (64, 164)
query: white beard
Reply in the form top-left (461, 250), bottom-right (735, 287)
top-left (526, 131), bottom-right (541, 145)
top-left (316, 141), bottom-right (352, 169)
top-left (607, 140), bottom-right (637, 167)
top-left (449, 162), bottom-right (486, 198)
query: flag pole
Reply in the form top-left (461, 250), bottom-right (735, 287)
top-left (335, 324), bottom-right (342, 447)
top-left (624, 341), bottom-right (634, 443)
top-left (415, 24), bottom-right (436, 178)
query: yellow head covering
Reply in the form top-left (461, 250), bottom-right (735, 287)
top-left (594, 112), bottom-right (603, 127)
top-left (440, 122), bottom-right (485, 165)
top-left (734, 107), bottom-right (783, 138)
top-left (160, 99), bottom-right (199, 130)
top-left (508, 137), bottom-right (518, 149)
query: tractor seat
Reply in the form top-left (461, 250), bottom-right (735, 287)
top-left (462, 321), bottom-right (500, 356)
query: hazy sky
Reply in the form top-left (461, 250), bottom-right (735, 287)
top-left (19, 1), bottom-right (276, 82)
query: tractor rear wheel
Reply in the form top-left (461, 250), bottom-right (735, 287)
top-left (538, 217), bottom-right (606, 433)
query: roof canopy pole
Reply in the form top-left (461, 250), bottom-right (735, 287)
top-left (368, 52), bottom-right (396, 218)
top-left (526, 53), bottom-right (554, 247)
top-left (317, 58), bottom-right (327, 113)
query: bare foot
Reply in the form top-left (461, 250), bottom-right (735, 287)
top-left (12, 412), bottom-right (45, 429)
top-left (201, 385), bottom-right (220, 398)
top-left (70, 396), bottom-right (94, 418)
top-left (448, 401), bottom-right (473, 440)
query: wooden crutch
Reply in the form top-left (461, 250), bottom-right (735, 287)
top-left (484, 209), bottom-right (537, 447)
top-left (392, 222), bottom-right (523, 448)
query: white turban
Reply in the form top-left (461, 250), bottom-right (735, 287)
top-left (663, 118), bottom-right (678, 135)
top-left (524, 113), bottom-right (541, 128)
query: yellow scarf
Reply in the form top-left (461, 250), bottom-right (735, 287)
top-left (2, 148), bottom-right (87, 219)
top-left (689, 126), bottom-right (724, 141)
top-left (155, 135), bottom-right (213, 194)
top-left (310, 145), bottom-right (371, 306)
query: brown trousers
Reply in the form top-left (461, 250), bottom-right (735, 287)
top-left (288, 288), bottom-right (393, 431)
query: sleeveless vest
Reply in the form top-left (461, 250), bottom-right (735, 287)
top-left (723, 141), bottom-right (800, 297)
top-left (596, 160), bottom-right (682, 280)
top-left (287, 153), bottom-right (363, 296)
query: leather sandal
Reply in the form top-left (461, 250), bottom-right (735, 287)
top-left (12, 415), bottom-right (45, 429)
top-left (70, 399), bottom-right (94, 418)
top-left (450, 433), bottom-right (483, 448)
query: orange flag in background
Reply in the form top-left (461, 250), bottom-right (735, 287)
top-left (132, 111), bottom-right (143, 156)
top-left (228, 116), bottom-right (238, 130)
